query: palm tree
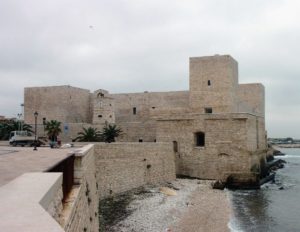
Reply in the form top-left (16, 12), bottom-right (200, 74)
top-left (45, 120), bottom-right (62, 142)
top-left (10, 121), bottom-right (33, 133)
top-left (101, 123), bottom-right (122, 143)
top-left (0, 120), bottom-right (33, 140)
top-left (74, 127), bottom-right (102, 142)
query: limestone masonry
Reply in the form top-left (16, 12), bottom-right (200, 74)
top-left (24, 55), bottom-right (267, 184)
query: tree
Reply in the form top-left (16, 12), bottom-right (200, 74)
top-left (101, 123), bottom-right (122, 143)
top-left (0, 120), bottom-right (33, 140)
top-left (45, 120), bottom-right (62, 142)
top-left (0, 123), bottom-right (10, 140)
top-left (74, 127), bottom-right (102, 142)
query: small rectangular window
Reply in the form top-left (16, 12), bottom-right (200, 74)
top-left (173, 141), bottom-right (178, 152)
top-left (195, 132), bottom-right (205, 147)
top-left (208, 80), bottom-right (211, 86)
top-left (139, 139), bottom-right (143, 142)
top-left (133, 107), bottom-right (137, 115)
top-left (205, 108), bottom-right (212, 114)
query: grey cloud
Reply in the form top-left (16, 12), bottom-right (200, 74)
top-left (0, 0), bottom-right (299, 137)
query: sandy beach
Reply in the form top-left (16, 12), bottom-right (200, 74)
top-left (102, 179), bottom-right (230, 232)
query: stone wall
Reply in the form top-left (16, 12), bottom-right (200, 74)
top-left (32, 145), bottom-right (100, 232)
top-left (24, 85), bottom-right (92, 125)
top-left (238, 83), bottom-right (265, 117)
top-left (46, 181), bottom-right (64, 226)
top-left (111, 91), bottom-right (189, 142)
top-left (48, 142), bottom-right (176, 230)
top-left (246, 115), bottom-right (267, 151)
top-left (0, 142), bottom-right (176, 232)
top-left (112, 91), bottom-right (189, 123)
top-left (156, 113), bottom-right (266, 180)
top-left (62, 145), bottom-right (99, 232)
top-left (94, 142), bottom-right (176, 199)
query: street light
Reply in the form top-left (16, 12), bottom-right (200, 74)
top-left (20, 103), bottom-right (24, 131)
top-left (33, 111), bottom-right (38, 151)
top-left (17, 113), bottom-right (22, 131)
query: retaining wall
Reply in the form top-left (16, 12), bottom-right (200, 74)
top-left (94, 142), bottom-right (176, 199)
top-left (0, 142), bottom-right (176, 231)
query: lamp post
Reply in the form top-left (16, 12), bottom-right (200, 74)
top-left (20, 103), bottom-right (24, 131)
top-left (17, 113), bottom-right (22, 131)
top-left (33, 111), bottom-right (38, 151)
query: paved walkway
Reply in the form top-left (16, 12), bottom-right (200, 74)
top-left (0, 146), bottom-right (78, 187)
top-left (0, 150), bottom-right (18, 156)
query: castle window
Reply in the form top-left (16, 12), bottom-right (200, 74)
top-left (195, 132), bottom-right (205, 147)
top-left (173, 141), bottom-right (178, 152)
top-left (98, 115), bottom-right (102, 118)
top-left (208, 80), bottom-right (211, 86)
top-left (139, 139), bottom-right (143, 142)
top-left (97, 93), bottom-right (104, 98)
top-left (205, 107), bottom-right (212, 114)
top-left (133, 107), bottom-right (137, 115)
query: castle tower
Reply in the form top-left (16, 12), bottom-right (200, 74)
top-left (189, 55), bottom-right (238, 113)
top-left (92, 89), bottom-right (115, 124)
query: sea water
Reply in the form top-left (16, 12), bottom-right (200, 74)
top-left (229, 148), bottom-right (300, 232)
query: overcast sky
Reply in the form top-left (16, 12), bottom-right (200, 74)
top-left (0, 0), bottom-right (299, 138)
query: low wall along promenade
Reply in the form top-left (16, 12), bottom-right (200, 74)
top-left (0, 142), bottom-right (176, 232)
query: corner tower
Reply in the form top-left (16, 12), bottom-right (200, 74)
top-left (189, 55), bottom-right (238, 113)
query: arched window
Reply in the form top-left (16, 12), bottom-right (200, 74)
top-left (195, 132), bottom-right (205, 147)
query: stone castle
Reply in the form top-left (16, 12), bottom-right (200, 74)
top-left (24, 54), bottom-right (267, 183)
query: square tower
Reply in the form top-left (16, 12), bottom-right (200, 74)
top-left (189, 55), bottom-right (238, 113)
top-left (92, 89), bottom-right (115, 124)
